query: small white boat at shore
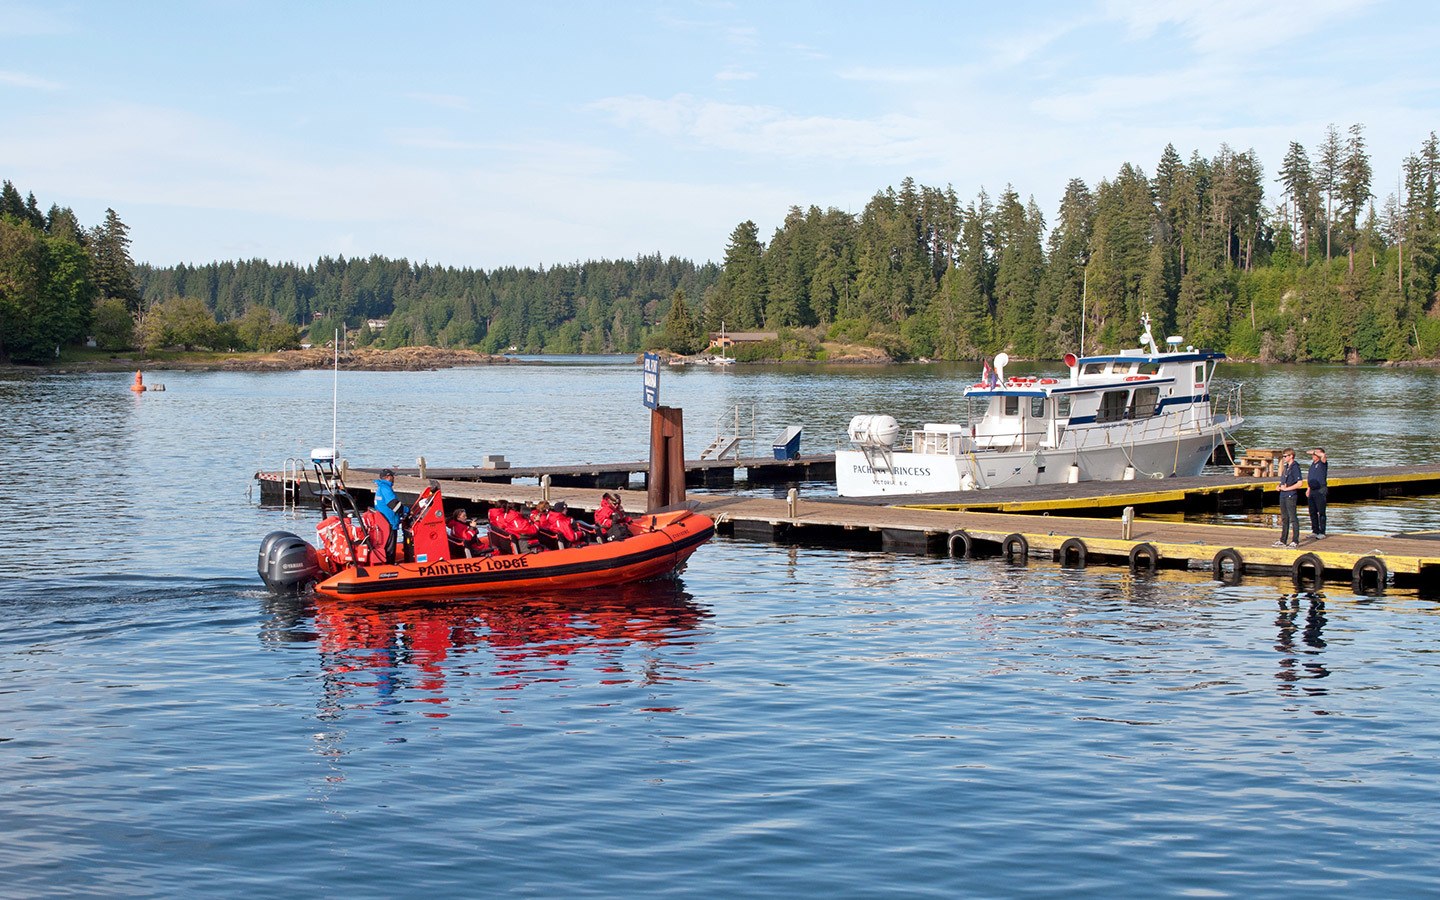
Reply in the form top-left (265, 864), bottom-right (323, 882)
top-left (836, 315), bottom-right (1244, 497)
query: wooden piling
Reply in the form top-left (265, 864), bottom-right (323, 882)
top-left (647, 406), bottom-right (686, 512)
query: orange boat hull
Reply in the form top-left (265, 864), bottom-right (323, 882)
top-left (313, 510), bottom-right (714, 601)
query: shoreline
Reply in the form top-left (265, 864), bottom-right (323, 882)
top-left (5, 344), bottom-right (1439, 375)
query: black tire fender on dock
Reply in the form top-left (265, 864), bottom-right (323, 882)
top-left (1292, 552), bottom-right (1325, 590)
top-left (1129, 542), bottom-right (1159, 574)
top-left (1211, 548), bottom-right (1244, 583)
top-left (1002, 533), bottom-right (1029, 564)
top-left (1351, 555), bottom-right (1388, 595)
top-left (950, 529), bottom-right (973, 558)
top-left (947, 530), bottom-right (973, 559)
top-left (1059, 537), bottom-right (1087, 568)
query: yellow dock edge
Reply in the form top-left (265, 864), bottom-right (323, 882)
top-left (903, 469), bottom-right (1440, 514)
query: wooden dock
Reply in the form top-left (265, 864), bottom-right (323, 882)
top-left (254, 462), bottom-right (1440, 592)
top-left (884, 464), bottom-right (1440, 514)
top-left (697, 493), bottom-right (1439, 590)
top-left (366, 454), bottom-right (836, 489)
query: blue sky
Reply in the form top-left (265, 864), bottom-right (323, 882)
top-left (2, 1), bottom-right (1436, 269)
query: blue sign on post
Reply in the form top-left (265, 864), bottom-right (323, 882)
top-left (642, 352), bottom-right (660, 409)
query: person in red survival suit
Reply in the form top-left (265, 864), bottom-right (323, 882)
top-left (486, 500), bottom-right (516, 555)
top-left (593, 492), bottom-right (633, 541)
top-left (534, 500), bottom-right (588, 549)
top-left (445, 508), bottom-right (490, 557)
top-left (502, 501), bottom-right (541, 553)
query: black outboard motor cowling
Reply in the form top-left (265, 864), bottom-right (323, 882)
top-left (258, 530), bottom-right (322, 593)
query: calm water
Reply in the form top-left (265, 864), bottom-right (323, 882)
top-left (2, 359), bottom-right (1439, 898)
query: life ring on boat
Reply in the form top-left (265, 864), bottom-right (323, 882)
top-left (1059, 537), bottom-right (1087, 568)
top-left (1124, 375), bottom-right (1148, 381)
top-left (1292, 552), bottom-right (1324, 590)
top-left (1211, 548), bottom-right (1243, 583)
top-left (1351, 556), bottom-right (1387, 595)
top-left (1001, 533), bottom-right (1029, 564)
top-left (947, 530), bottom-right (974, 559)
top-left (1128, 542), bottom-right (1159, 574)
top-left (1039, 378), bottom-right (1057, 384)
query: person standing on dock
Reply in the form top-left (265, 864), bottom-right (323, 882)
top-left (1306, 448), bottom-right (1329, 540)
top-left (1275, 449), bottom-right (1303, 548)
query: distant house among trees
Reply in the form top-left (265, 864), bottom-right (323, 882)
top-left (709, 331), bottom-right (777, 350)
top-left (366, 318), bottom-right (389, 331)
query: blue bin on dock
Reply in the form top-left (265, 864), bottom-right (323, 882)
top-left (772, 426), bottom-right (803, 460)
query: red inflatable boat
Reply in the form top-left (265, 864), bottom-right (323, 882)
top-left (258, 452), bottom-right (713, 601)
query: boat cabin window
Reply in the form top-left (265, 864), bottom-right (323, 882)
top-left (1194, 363), bottom-right (1205, 384)
top-left (1057, 396), bottom-right (1072, 420)
top-left (1003, 396), bottom-right (1020, 416)
top-left (1031, 397), bottom-right (1045, 418)
top-left (1082, 362), bottom-right (1107, 376)
top-left (1130, 386), bottom-right (1160, 419)
top-left (1097, 390), bottom-right (1130, 423)
top-left (1139, 362), bottom-right (1162, 375)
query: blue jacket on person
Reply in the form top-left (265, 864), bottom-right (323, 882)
top-left (375, 476), bottom-right (405, 529)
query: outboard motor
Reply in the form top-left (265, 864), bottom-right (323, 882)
top-left (258, 530), bottom-right (322, 593)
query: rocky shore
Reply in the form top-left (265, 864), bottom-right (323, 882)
top-left (24, 346), bottom-right (518, 374)
top-left (218, 346), bottom-right (515, 372)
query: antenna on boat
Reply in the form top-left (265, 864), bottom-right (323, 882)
top-left (1139, 313), bottom-right (1159, 355)
top-left (332, 327), bottom-right (339, 454)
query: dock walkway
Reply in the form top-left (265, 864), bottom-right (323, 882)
top-left (379, 454), bottom-right (836, 489)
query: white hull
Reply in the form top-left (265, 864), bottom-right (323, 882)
top-left (837, 421), bottom-right (1238, 497)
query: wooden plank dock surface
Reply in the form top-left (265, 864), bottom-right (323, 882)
top-left (863, 464), bottom-right (1440, 514)
top-left (361, 454), bottom-right (836, 489)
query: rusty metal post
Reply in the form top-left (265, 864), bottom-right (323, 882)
top-left (648, 406), bottom-right (686, 511)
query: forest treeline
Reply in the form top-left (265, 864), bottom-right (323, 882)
top-left (3, 122), bottom-right (1439, 365)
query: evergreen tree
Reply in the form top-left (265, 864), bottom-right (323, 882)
top-left (1339, 123), bottom-right (1374, 271)
top-left (1315, 124), bottom-right (1343, 262)
top-left (90, 208), bottom-right (141, 313)
top-left (660, 287), bottom-right (702, 353)
top-left (1278, 142), bottom-right (1314, 262)
top-left (708, 220), bottom-right (766, 330)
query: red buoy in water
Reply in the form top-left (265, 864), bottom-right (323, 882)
top-left (130, 371), bottom-right (146, 393)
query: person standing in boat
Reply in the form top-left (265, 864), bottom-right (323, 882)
top-left (1306, 448), bottom-right (1329, 540)
top-left (1275, 449), bottom-right (1303, 549)
top-left (374, 468), bottom-right (407, 561)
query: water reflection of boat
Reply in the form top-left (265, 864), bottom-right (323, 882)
top-left (837, 314), bottom-right (1244, 496)
top-left (266, 580), bottom-right (711, 709)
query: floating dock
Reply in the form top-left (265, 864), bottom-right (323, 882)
top-left (359, 454), bottom-right (836, 489)
top-left (878, 465), bottom-right (1440, 514)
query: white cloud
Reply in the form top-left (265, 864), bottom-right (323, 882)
top-left (0, 69), bottom-right (61, 90)
top-left (0, 0), bottom-right (69, 36)
top-left (1102, 0), bottom-right (1369, 56)
top-left (591, 93), bottom-right (941, 165)
top-left (399, 92), bottom-right (472, 111)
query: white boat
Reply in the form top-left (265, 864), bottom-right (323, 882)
top-left (836, 315), bottom-right (1244, 497)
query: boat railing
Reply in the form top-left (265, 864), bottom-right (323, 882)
top-left (1214, 381), bottom-right (1244, 424)
top-left (911, 426), bottom-right (976, 456)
